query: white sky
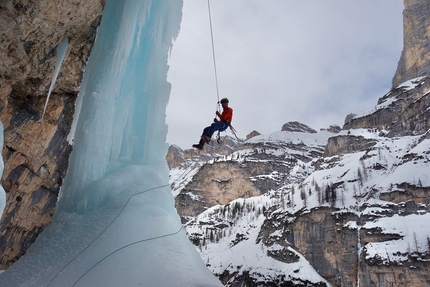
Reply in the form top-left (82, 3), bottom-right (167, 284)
top-left (166, 0), bottom-right (404, 150)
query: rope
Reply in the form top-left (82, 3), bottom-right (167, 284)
top-left (207, 3), bottom-right (239, 139)
top-left (47, 166), bottom-right (195, 286)
top-left (71, 225), bottom-right (184, 287)
top-left (207, 0), bottom-right (220, 104)
top-left (47, 184), bottom-right (171, 286)
top-left (229, 125), bottom-right (239, 140)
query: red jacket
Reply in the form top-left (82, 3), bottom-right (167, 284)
top-left (218, 107), bottom-right (233, 123)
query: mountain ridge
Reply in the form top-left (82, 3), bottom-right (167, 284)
top-left (0, 0), bottom-right (429, 284)
top-left (168, 75), bottom-right (430, 286)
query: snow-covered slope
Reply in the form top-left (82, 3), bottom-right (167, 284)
top-left (169, 77), bottom-right (430, 287)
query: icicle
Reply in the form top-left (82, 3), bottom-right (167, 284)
top-left (41, 38), bottom-right (69, 120)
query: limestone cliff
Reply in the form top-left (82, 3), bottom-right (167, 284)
top-left (392, 0), bottom-right (430, 87)
top-left (0, 0), bottom-right (105, 268)
top-left (176, 161), bottom-right (262, 221)
top-left (180, 84), bottom-right (430, 286)
top-left (173, 124), bottom-right (328, 222)
top-left (344, 75), bottom-right (430, 138)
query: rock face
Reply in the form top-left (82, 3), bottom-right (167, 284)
top-left (344, 76), bottom-right (430, 138)
top-left (173, 127), bottom-right (328, 222)
top-left (166, 135), bottom-right (243, 169)
top-left (166, 145), bottom-right (185, 169)
top-left (392, 0), bottom-right (430, 86)
top-left (180, 82), bottom-right (430, 286)
top-left (325, 124), bottom-right (341, 134)
top-left (246, 130), bottom-right (261, 140)
top-left (0, 0), bottom-right (106, 268)
top-left (281, 208), bottom-right (359, 287)
top-left (323, 135), bottom-right (377, 157)
top-left (175, 162), bottom-right (262, 221)
top-left (282, 121), bottom-right (317, 133)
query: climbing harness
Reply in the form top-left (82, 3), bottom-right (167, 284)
top-left (216, 124), bottom-right (238, 144)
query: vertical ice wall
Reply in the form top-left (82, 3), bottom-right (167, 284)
top-left (0, 1), bottom-right (222, 286)
top-left (60, 0), bottom-right (176, 212)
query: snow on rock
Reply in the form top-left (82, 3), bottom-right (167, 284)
top-left (185, 197), bottom-right (331, 286)
top-left (354, 76), bottom-right (427, 119)
top-left (173, 120), bottom-right (430, 286)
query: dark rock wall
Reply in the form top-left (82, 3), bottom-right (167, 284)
top-left (0, 0), bottom-right (105, 269)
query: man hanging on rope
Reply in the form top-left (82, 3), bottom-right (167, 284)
top-left (192, 97), bottom-right (233, 150)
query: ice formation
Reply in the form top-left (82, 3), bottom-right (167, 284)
top-left (42, 38), bottom-right (69, 119)
top-left (0, 1), bottom-right (222, 286)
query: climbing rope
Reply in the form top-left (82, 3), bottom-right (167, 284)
top-left (229, 125), bottom-right (239, 140)
top-left (207, 0), bottom-right (220, 105)
top-left (208, 0), bottom-right (221, 142)
top-left (71, 225), bottom-right (184, 287)
top-left (207, 2), bottom-right (240, 141)
top-left (47, 168), bottom-right (192, 286)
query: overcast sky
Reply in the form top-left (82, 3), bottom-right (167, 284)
top-left (166, 0), bottom-right (404, 150)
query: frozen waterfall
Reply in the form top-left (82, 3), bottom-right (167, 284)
top-left (0, 0), bottom-right (222, 286)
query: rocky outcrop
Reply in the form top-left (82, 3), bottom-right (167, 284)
top-left (175, 131), bottom-right (327, 222)
top-left (166, 144), bottom-right (185, 169)
top-left (387, 77), bottom-right (430, 137)
top-left (263, 195), bottom-right (430, 287)
top-left (324, 124), bottom-right (341, 134)
top-left (0, 1), bottom-right (105, 100)
top-left (344, 76), bottom-right (430, 138)
top-left (392, 0), bottom-right (430, 87)
top-left (323, 135), bottom-right (377, 157)
top-left (282, 121), bottom-right (317, 133)
top-left (281, 208), bottom-right (359, 287)
top-left (360, 264), bottom-right (430, 287)
top-left (175, 162), bottom-right (262, 221)
top-left (0, 96), bottom-right (74, 267)
top-left (246, 130), bottom-right (260, 140)
top-left (166, 135), bottom-right (242, 170)
top-left (0, 0), bottom-right (106, 268)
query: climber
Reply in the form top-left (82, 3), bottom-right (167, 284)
top-left (192, 97), bottom-right (233, 150)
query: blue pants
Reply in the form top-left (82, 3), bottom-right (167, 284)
top-left (202, 121), bottom-right (229, 138)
